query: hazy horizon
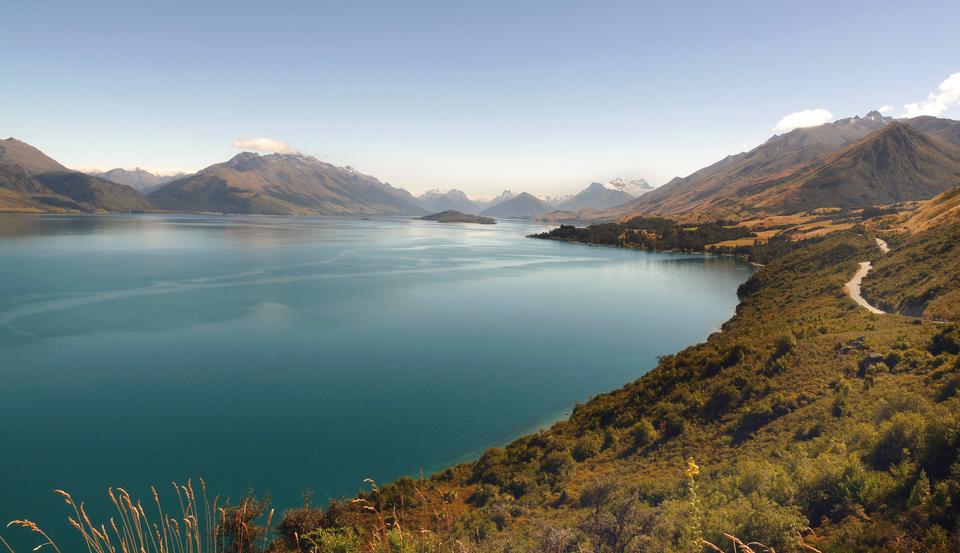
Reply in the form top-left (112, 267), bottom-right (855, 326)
top-left (2, 0), bottom-right (959, 197)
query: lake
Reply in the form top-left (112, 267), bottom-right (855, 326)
top-left (0, 214), bottom-right (753, 547)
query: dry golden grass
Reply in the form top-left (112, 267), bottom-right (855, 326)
top-left (1, 480), bottom-right (265, 553)
top-left (706, 237), bottom-right (761, 249)
top-left (794, 222), bottom-right (854, 239)
top-left (737, 212), bottom-right (821, 230)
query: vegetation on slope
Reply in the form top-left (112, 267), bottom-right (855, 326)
top-left (6, 221), bottom-right (960, 553)
top-left (862, 208), bottom-right (960, 321)
top-left (528, 217), bottom-right (753, 255)
top-left (420, 210), bottom-right (496, 224)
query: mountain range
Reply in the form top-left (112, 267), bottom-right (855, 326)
top-left (605, 177), bottom-right (654, 196)
top-left (3, 111), bottom-right (960, 219)
top-left (556, 182), bottom-right (635, 211)
top-left (480, 192), bottom-right (553, 218)
top-left (416, 189), bottom-right (480, 214)
top-left (0, 138), bottom-right (151, 212)
top-left (599, 112), bottom-right (960, 221)
top-left (148, 152), bottom-right (426, 216)
top-left (93, 168), bottom-right (189, 194)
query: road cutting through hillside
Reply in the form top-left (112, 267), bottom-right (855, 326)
top-left (844, 238), bottom-right (889, 314)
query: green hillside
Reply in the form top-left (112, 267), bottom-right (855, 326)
top-left (252, 223), bottom-right (960, 553)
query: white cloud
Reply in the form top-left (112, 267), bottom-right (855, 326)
top-left (902, 72), bottom-right (960, 118)
top-left (231, 137), bottom-right (294, 153)
top-left (877, 105), bottom-right (894, 113)
top-left (775, 108), bottom-right (834, 132)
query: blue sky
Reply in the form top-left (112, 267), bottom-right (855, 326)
top-left (2, 0), bottom-right (959, 196)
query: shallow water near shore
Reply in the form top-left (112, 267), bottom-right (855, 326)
top-left (0, 214), bottom-right (753, 548)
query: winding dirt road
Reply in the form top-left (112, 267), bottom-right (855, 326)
top-left (843, 238), bottom-right (888, 314)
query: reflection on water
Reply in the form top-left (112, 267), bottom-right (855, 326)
top-left (0, 214), bottom-right (753, 550)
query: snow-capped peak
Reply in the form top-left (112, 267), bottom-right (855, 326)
top-left (603, 178), bottom-right (653, 197)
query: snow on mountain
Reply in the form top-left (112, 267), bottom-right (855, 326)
top-left (603, 178), bottom-right (654, 197)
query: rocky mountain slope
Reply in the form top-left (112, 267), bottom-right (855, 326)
top-left (557, 182), bottom-right (635, 211)
top-left (149, 152), bottom-right (426, 216)
top-left (480, 192), bottom-right (552, 218)
top-left (0, 138), bottom-right (151, 212)
top-left (608, 113), bottom-right (960, 221)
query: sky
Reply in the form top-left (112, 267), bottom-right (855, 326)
top-left (2, 0), bottom-right (959, 197)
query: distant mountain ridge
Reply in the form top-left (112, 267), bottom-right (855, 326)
top-left (557, 182), bottom-right (634, 211)
top-left (94, 168), bottom-right (189, 194)
top-left (0, 138), bottom-right (151, 213)
top-left (416, 189), bottom-right (480, 214)
top-left (605, 177), bottom-right (653, 197)
top-left (480, 192), bottom-right (552, 218)
top-left (149, 152), bottom-right (427, 216)
top-left (477, 190), bottom-right (517, 211)
top-left (607, 113), bottom-right (960, 221)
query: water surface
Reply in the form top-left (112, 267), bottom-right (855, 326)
top-left (0, 214), bottom-right (753, 546)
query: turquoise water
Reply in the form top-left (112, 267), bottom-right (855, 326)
top-left (0, 214), bottom-right (753, 547)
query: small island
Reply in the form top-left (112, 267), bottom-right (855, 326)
top-left (420, 210), bottom-right (496, 224)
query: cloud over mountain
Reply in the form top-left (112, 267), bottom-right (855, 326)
top-left (775, 108), bottom-right (834, 132)
top-left (903, 72), bottom-right (960, 117)
top-left (231, 137), bottom-right (294, 153)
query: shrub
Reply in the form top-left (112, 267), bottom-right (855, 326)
top-left (632, 418), bottom-right (659, 448)
top-left (870, 412), bottom-right (928, 469)
top-left (300, 527), bottom-right (361, 553)
top-left (832, 376), bottom-right (851, 417)
top-left (662, 413), bottom-right (686, 439)
top-left (541, 450), bottom-right (575, 481)
top-left (763, 356), bottom-right (790, 377)
top-left (455, 508), bottom-right (498, 543)
top-left (937, 374), bottom-right (960, 401)
top-left (733, 403), bottom-right (775, 442)
top-left (702, 385), bottom-right (739, 419)
top-left (277, 507), bottom-right (326, 549)
top-left (472, 448), bottom-right (510, 486)
top-left (469, 484), bottom-right (498, 507)
top-left (507, 475), bottom-right (534, 499)
top-left (772, 334), bottom-right (797, 359)
top-left (930, 324), bottom-right (960, 355)
top-left (893, 336), bottom-right (912, 350)
top-left (572, 431), bottom-right (603, 461)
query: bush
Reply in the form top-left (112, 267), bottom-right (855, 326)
top-left (772, 334), bottom-right (797, 359)
top-left (870, 412), bottom-right (928, 469)
top-left (930, 325), bottom-right (960, 355)
top-left (662, 413), bottom-right (686, 439)
top-left (601, 427), bottom-right (620, 450)
top-left (572, 431), bottom-right (603, 461)
top-left (277, 507), bottom-right (326, 549)
top-left (469, 484), bottom-right (498, 507)
top-left (472, 448), bottom-right (510, 486)
top-left (541, 450), bottom-right (575, 481)
top-left (632, 418), bottom-right (659, 448)
top-left (733, 403), bottom-right (775, 442)
top-left (763, 357), bottom-right (790, 377)
top-left (702, 385), bottom-right (739, 419)
top-left (455, 508), bottom-right (498, 542)
top-left (300, 527), bottom-right (361, 553)
top-left (507, 475), bottom-right (534, 499)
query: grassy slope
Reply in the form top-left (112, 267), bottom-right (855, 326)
top-left (864, 214), bottom-right (960, 322)
top-left (270, 225), bottom-right (960, 553)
